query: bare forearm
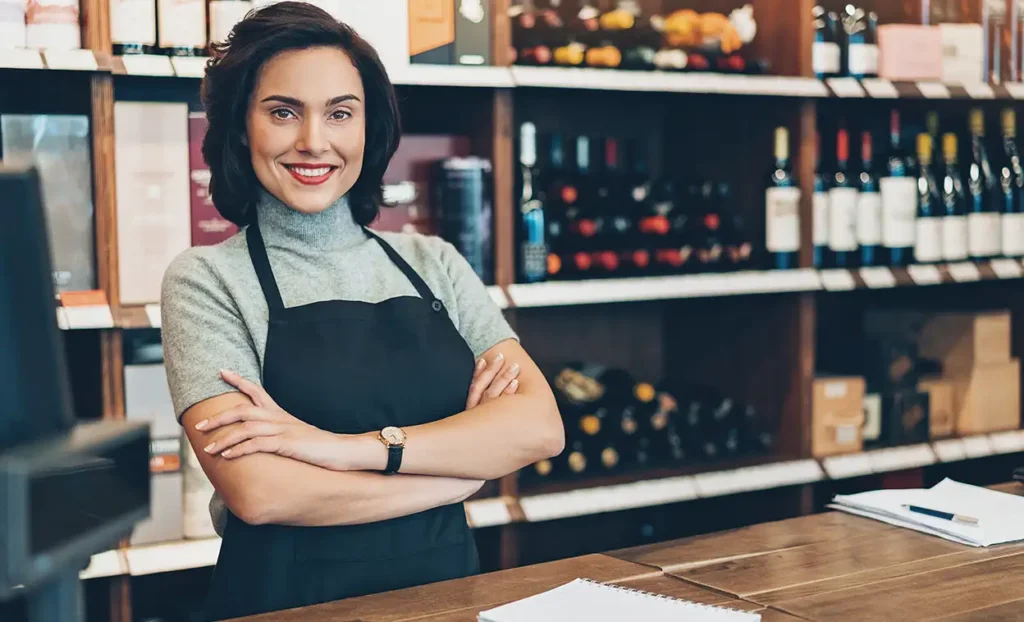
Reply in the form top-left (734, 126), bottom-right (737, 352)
top-left (227, 453), bottom-right (482, 526)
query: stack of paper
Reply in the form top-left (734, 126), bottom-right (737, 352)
top-left (830, 478), bottom-right (1024, 547)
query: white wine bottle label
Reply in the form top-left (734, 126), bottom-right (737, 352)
top-left (209, 0), bottom-right (253, 44)
top-left (828, 187), bottom-right (858, 251)
top-left (158, 0), bottom-right (207, 48)
top-left (1002, 212), bottom-right (1024, 256)
top-left (968, 212), bottom-right (1001, 257)
top-left (880, 177), bottom-right (917, 248)
top-left (942, 215), bottom-right (969, 261)
top-left (856, 191), bottom-right (882, 245)
top-left (110, 0), bottom-right (156, 45)
top-left (765, 186), bottom-right (801, 252)
top-left (848, 43), bottom-right (875, 76)
top-left (813, 191), bottom-right (829, 247)
top-left (813, 41), bottom-right (841, 75)
top-left (25, 0), bottom-right (81, 50)
top-left (914, 217), bottom-right (943, 262)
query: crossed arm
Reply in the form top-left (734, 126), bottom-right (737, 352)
top-left (181, 339), bottom-right (564, 527)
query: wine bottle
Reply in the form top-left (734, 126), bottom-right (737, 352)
top-left (881, 109), bottom-right (916, 266)
top-left (208, 0), bottom-right (252, 46)
top-left (157, 0), bottom-right (207, 56)
top-left (915, 133), bottom-right (943, 264)
top-left (518, 122), bottom-right (547, 283)
top-left (844, 6), bottom-right (879, 79)
top-left (829, 128), bottom-right (859, 268)
top-left (594, 137), bottom-right (626, 275)
top-left (967, 108), bottom-right (1002, 261)
top-left (857, 130), bottom-right (883, 266)
top-left (1000, 108), bottom-right (1024, 258)
top-left (624, 138), bottom-right (652, 275)
top-left (765, 126), bottom-right (800, 270)
top-left (110, 0), bottom-right (157, 55)
top-left (696, 182), bottom-right (726, 271)
top-left (812, 5), bottom-right (841, 79)
top-left (511, 0), bottom-right (554, 65)
top-left (813, 131), bottom-right (830, 268)
top-left (941, 133), bottom-right (969, 263)
top-left (640, 179), bottom-right (677, 274)
top-left (543, 133), bottom-right (570, 279)
top-left (567, 136), bottom-right (595, 277)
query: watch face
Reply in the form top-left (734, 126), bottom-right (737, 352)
top-left (382, 426), bottom-right (406, 445)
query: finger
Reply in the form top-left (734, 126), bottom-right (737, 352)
top-left (221, 370), bottom-right (279, 410)
top-left (472, 357), bottom-right (487, 379)
top-left (204, 421), bottom-right (282, 455)
top-left (222, 436), bottom-right (281, 459)
top-left (484, 362), bottom-right (520, 400)
top-left (465, 353), bottom-right (505, 408)
top-left (195, 405), bottom-right (279, 432)
top-left (503, 379), bottom-right (519, 395)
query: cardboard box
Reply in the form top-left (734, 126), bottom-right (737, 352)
top-left (812, 376), bottom-right (866, 457)
top-left (939, 23), bottom-right (984, 85)
top-left (879, 24), bottom-right (943, 81)
top-left (919, 377), bottom-right (956, 439)
top-left (881, 389), bottom-right (930, 446)
top-left (954, 359), bottom-right (1021, 435)
top-left (409, 0), bottom-right (454, 64)
top-left (919, 311), bottom-right (1012, 374)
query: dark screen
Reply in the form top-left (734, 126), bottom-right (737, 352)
top-left (0, 165), bottom-right (76, 451)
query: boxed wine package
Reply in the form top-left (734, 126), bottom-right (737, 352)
top-left (115, 101), bottom-right (191, 305)
top-left (188, 112), bottom-right (238, 246)
top-left (812, 376), bottom-right (865, 457)
top-left (408, 0), bottom-right (491, 66)
top-left (954, 359), bottom-right (1021, 435)
top-left (918, 311), bottom-right (1011, 374)
top-left (919, 377), bottom-right (955, 439)
top-left (1, 114), bottom-right (96, 293)
top-left (878, 24), bottom-right (943, 81)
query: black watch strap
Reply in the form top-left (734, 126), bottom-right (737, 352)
top-left (384, 444), bottom-right (403, 475)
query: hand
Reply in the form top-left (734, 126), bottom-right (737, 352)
top-left (196, 370), bottom-right (349, 471)
top-left (466, 352), bottom-right (520, 410)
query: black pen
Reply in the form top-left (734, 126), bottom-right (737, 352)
top-left (901, 504), bottom-right (980, 526)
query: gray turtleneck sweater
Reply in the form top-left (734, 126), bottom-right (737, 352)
top-left (161, 191), bottom-right (517, 422)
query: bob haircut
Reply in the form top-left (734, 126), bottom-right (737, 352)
top-left (201, 1), bottom-right (401, 227)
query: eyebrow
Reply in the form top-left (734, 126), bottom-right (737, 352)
top-left (260, 94), bottom-right (362, 107)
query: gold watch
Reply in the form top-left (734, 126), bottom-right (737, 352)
top-left (378, 426), bottom-right (406, 475)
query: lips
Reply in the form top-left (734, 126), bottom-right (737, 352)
top-left (283, 163), bottom-right (338, 186)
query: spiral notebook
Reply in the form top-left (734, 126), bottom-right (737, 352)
top-left (477, 578), bottom-right (761, 622)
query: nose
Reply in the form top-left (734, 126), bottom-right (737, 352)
top-left (295, 117), bottom-right (329, 155)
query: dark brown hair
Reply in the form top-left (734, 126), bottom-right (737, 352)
top-left (201, 1), bottom-right (401, 226)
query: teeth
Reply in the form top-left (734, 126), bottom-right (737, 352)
top-left (290, 166), bottom-right (331, 177)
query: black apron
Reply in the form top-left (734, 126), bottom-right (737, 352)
top-left (203, 219), bottom-right (480, 621)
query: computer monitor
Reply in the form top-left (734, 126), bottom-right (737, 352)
top-left (0, 164), bottom-right (150, 622)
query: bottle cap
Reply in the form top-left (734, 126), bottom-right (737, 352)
top-left (969, 108), bottom-right (985, 136)
top-left (917, 133), bottom-right (932, 164)
top-left (943, 132), bottom-right (958, 162)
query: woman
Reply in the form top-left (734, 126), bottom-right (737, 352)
top-left (160, 3), bottom-right (564, 619)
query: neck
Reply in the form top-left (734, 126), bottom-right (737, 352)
top-left (254, 189), bottom-right (365, 252)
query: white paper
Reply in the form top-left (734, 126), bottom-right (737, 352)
top-left (831, 478), bottom-right (1024, 547)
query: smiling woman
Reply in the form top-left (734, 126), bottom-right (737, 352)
top-left (158, 3), bottom-right (564, 620)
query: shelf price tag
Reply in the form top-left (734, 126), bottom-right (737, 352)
top-left (988, 430), bottom-right (1024, 455)
top-left (860, 266), bottom-right (896, 288)
top-left (963, 83), bottom-right (996, 99)
top-left (867, 444), bottom-right (936, 473)
top-left (171, 56), bottom-right (207, 78)
top-left (465, 498), bottom-right (512, 528)
top-left (917, 82), bottom-right (951, 99)
top-left (933, 438), bottom-right (967, 462)
top-left (827, 77), bottom-right (866, 98)
top-left (144, 304), bottom-right (162, 328)
top-left (861, 78), bottom-right (898, 98)
top-left (42, 49), bottom-right (98, 71)
top-left (1006, 83), bottom-right (1024, 99)
top-left (0, 49), bottom-right (45, 70)
top-left (948, 262), bottom-right (981, 282)
top-left (820, 269), bottom-right (856, 291)
top-left (989, 259), bottom-right (1023, 279)
top-left (59, 290), bottom-right (114, 329)
top-left (962, 435), bottom-right (994, 458)
top-left (822, 453), bottom-right (874, 479)
top-left (121, 54), bottom-right (174, 76)
top-left (907, 264), bottom-right (942, 286)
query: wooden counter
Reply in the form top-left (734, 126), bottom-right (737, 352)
top-left (232, 482), bottom-right (1024, 621)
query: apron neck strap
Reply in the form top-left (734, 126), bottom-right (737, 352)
top-left (245, 216), bottom-right (286, 312)
top-left (363, 228), bottom-right (438, 302)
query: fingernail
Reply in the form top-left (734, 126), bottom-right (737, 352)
top-left (204, 443), bottom-right (216, 453)
top-left (510, 379), bottom-right (519, 389)
top-left (495, 353), bottom-right (504, 363)
top-left (195, 420), bottom-right (208, 430)
top-left (510, 363), bottom-right (520, 374)
top-left (476, 358), bottom-right (486, 371)
top-left (222, 449), bottom-right (232, 457)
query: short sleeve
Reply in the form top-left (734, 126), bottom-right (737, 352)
top-left (438, 241), bottom-right (518, 359)
top-left (161, 250), bottom-right (262, 420)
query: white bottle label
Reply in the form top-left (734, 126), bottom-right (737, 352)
top-left (157, 0), bottom-right (207, 48)
top-left (942, 215), bottom-right (969, 261)
top-left (765, 187), bottom-right (801, 253)
top-left (914, 217), bottom-right (943, 262)
top-left (25, 0), bottom-right (81, 50)
top-left (209, 1), bottom-right (253, 44)
top-left (848, 43), bottom-right (875, 76)
top-left (968, 212), bottom-right (1001, 257)
top-left (1002, 212), bottom-right (1024, 256)
top-left (813, 191), bottom-right (829, 247)
top-left (110, 0), bottom-right (156, 45)
top-left (880, 177), bottom-right (917, 248)
top-left (813, 41), bottom-right (841, 75)
top-left (828, 187), bottom-right (858, 251)
top-left (856, 192), bottom-right (883, 245)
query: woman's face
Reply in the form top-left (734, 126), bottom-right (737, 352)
top-left (246, 46), bottom-right (366, 215)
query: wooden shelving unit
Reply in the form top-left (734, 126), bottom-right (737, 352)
top-left (7, 0), bottom-right (1024, 619)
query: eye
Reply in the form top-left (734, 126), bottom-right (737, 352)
top-left (270, 108), bottom-right (296, 121)
top-left (329, 110), bottom-right (351, 122)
